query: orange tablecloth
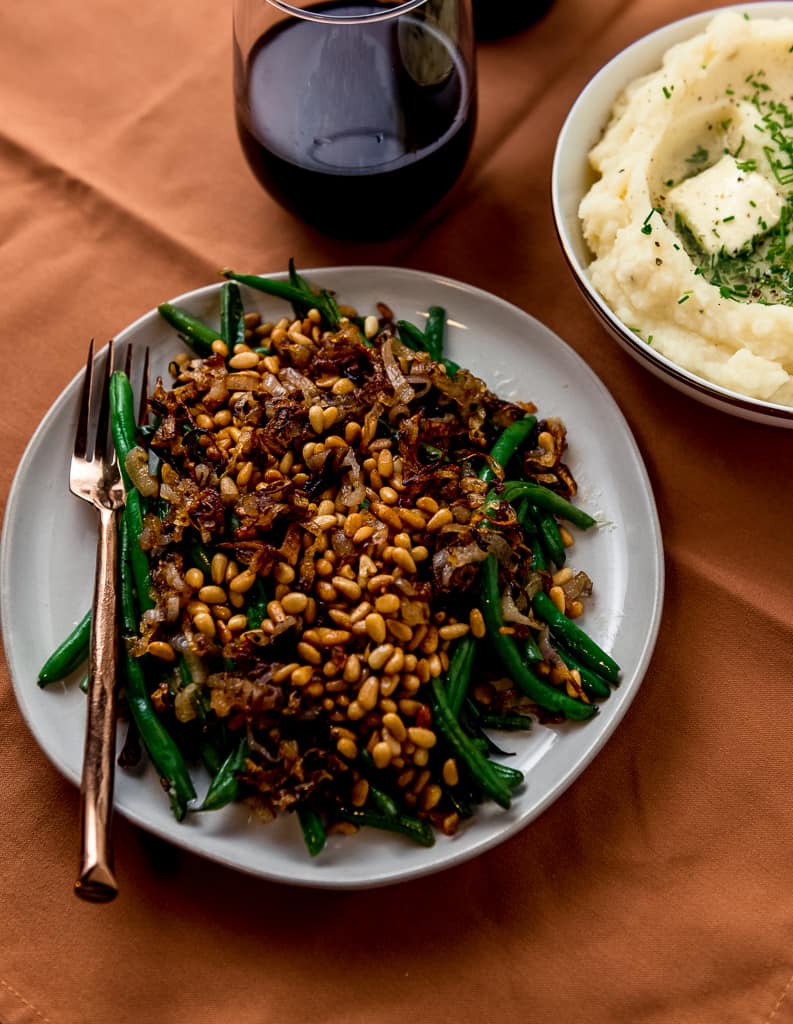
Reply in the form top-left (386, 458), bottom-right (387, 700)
top-left (3, 2), bottom-right (793, 1022)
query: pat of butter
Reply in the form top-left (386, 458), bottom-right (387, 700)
top-left (667, 154), bottom-right (783, 255)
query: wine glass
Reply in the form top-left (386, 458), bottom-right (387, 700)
top-left (233, 0), bottom-right (477, 238)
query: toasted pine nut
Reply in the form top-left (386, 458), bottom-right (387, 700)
top-left (379, 486), bottom-right (398, 505)
top-left (346, 699), bottom-right (365, 721)
top-left (193, 612), bottom-right (216, 638)
top-left (147, 641), bottom-right (175, 662)
top-left (568, 599), bottom-right (584, 618)
top-left (352, 525), bottom-right (374, 545)
top-left (336, 737), bottom-right (358, 760)
top-left (398, 508), bottom-right (426, 530)
top-left (438, 622), bottom-right (470, 641)
top-left (308, 404), bottom-right (325, 433)
top-left (228, 350), bottom-right (260, 370)
top-left (559, 526), bottom-right (574, 548)
top-left (229, 568), bottom-right (257, 594)
top-left (227, 614), bottom-right (248, 633)
top-left (391, 548), bottom-right (417, 574)
top-left (357, 675), bottom-right (380, 711)
top-left (469, 608), bottom-right (486, 638)
top-left (184, 568), bottom-right (204, 590)
top-left (407, 726), bottom-right (437, 749)
top-left (364, 314), bottom-right (379, 338)
top-left (343, 654), bottom-right (362, 683)
top-left (322, 406), bottom-right (339, 430)
top-left (332, 377), bottom-right (355, 396)
top-left (273, 562), bottom-right (296, 584)
top-left (291, 665), bottom-right (314, 686)
top-left (384, 648), bottom-right (405, 675)
top-left (368, 643), bottom-right (395, 671)
top-left (315, 580), bottom-right (338, 603)
top-left (296, 641), bottom-right (322, 665)
top-left (385, 621), bottom-right (413, 645)
top-left (364, 612), bottom-right (387, 643)
top-left (211, 553), bottom-right (229, 585)
top-left (442, 758), bottom-right (459, 787)
top-left (552, 567), bottom-right (575, 587)
top-left (314, 628), bottom-right (352, 647)
top-left (538, 430), bottom-right (555, 451)
top-left (351, 778), bottom-right (369, 806)
top-left (372, 741), bottom-right (392, 769)
top-left (367, 573), bottom-right (394, 592)
top-left (375, 593), bottom-right (400, 615)
top-left (332, 576), bottom-right (361, 601)
top-left (198, 585), bottom-right (227, 605)
top-left (211, 339), bottom-right (229, 358)
top-left (426, 508), bottom-right (453, 531)
top-left (416, 496), bottom-right (438, 514)
top-left (549, 585), bottom-right (566, 613)
top-left (382, 712), bottom-right (406, 742)
top-left (281, 591), bottom-right (308, 615)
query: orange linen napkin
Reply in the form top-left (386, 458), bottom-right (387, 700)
top-left (2, 1), bottom-right (793, 1023)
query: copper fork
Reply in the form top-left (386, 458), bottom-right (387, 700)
top-left (69, 339), bottom-right (126, 903)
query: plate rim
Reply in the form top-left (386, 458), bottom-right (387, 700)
top-left (0, 265), bottom-right (665, 889)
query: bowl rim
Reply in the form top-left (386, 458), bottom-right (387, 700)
top-left (551, 2), bottom-right (793, 424)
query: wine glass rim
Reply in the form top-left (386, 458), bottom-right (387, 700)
top-left (263, 0), bottom-right (428, 23)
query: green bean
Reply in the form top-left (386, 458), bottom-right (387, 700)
top-left (297, 806), bottom-right (327, 856)
top-left (556, 647), bottom-right (611, 700)
top-left (336, 806), bottom-right (435, 847)
top-left (480, 555), bottom-right (597, 720)
top-left (221, 269), bottom-right (340, 327)
top-left (157, 302), bottom-right (217, 358)
top-left (424, 305), bottom-right (446, 361)
top-left (492, 480), bottom-right (597, 531)
top-left (479, 417), bottom-right (537, 484)
top-left (367, 783), bottom-right (400, 819)
top-left (220, 281), bottom-right (246, 353)
top-left (532, 504), bottom-right (567, 568)
top-left (245, 577), bottom-right (270, 631)
top-left (430, 675), bottom-right (514, 809)
top-left (37, 609), bottom-right (91, 687)
top-left (490, 763), bottom-right (525, 790)
top-left (119, 512), bottom-right (196, 819)
top-left (446, 634), bottom-right (477, 718)
top-left (533, 590), bottom-right (621, 685)
top-left (109, 372), bottom-right (139, 474)
top-left (395, 319), bottom-right (426, 352)
top-left (481, 711), bottom-right (534, 731)
top-left (110, 372), bottom-right (155, 611)
top-left (187, 536), bottom-right (213, 577)
top-left (199, 737), bottom-right (247, 811)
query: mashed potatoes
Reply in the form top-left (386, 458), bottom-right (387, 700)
top-left (580, 11), bottom-right (793, 404)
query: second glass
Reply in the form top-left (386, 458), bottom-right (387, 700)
top-left (233, 0), bottom-right (477, 238)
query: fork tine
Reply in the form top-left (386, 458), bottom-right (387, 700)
top-left (74, 339), bottom-right (95, 461)
top-left (138, 346), bottom-right (150, 427)
top-left (93, 339), bottom-right (114, 462)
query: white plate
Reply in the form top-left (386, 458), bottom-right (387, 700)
top-left (0, 266), bottom-right (664, 889)
top-left (552, 3), bottom-right (793, 428)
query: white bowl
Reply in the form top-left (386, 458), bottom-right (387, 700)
top-left (551, 2), bottom-right (793, 428)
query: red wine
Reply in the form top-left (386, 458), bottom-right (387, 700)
top-left (234, 2), bottom-right (476, 238)
top-left (473, 0), bottom-right (554, 39)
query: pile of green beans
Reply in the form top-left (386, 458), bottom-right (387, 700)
top-left (39, 263), bottom-right (621, 857)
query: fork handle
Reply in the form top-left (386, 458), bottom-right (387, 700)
top-left (75, 505), bottom-right (120, 903)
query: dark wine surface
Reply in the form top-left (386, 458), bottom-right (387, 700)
top-left (473, 0), bottom-right (554, 39)
top-left (235, 1), bottom-right (476, 238)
